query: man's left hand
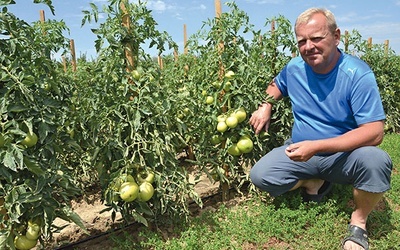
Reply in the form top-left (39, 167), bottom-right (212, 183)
top-left (285, 141), bottom-right (317, 161)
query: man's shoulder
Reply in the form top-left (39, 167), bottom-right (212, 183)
top-left (340, 52), bottom-right (372, 74)
top-left (288, 56), bottom-right (304, 66)
top-left (284, 56), bottom-right (306, 73)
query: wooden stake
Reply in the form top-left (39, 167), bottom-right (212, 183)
top-left (368, 37), bottom-right (372, 50)
top-left (158, 55), bottom-right (163, 69)
top-left (384, 40), bottom-right (389, 55)
top-left (39, 10), bottom-right (45, 23)
top-left (183, 24), bottom-right (188, 54)
top-left (215, 0), bottom-right (222, 18)
top-left (120, 0), bottom-right (135, 71)
top-left (271, 20), bottom-right (275, 32)
top-left (174, 48), bottom-right (178, 62)
top-left (70, 39), bottom-right (76, 72)
top-left (344, 30), bottom-right (349, 53)
top-left (39, 10), bottom-right (50, 58)
top-left (215, 0), bottom-right (224, 79)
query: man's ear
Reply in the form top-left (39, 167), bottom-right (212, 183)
top-left (334, 28), bottom-right (341, 46)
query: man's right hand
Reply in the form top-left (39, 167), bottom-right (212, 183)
top-left (249, 103), bottom-right (273, 134)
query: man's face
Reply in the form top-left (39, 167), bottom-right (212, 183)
top-left (296, 13), bottom-right (340, 74)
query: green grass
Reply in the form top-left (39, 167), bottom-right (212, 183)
top-left (110, 133), bottom-right (400, 250)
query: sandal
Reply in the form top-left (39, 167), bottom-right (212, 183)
top-left (342, 224), bottom-right (369, 250)
top-left (301, 180), bottom-right (333, 203)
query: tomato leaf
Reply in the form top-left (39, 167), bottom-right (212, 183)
top-left (7, 103), bottom-right (28, 113)
top-left (58, 206), bottom-right (89, 235)
top-left (0, 160), bottom-right (13, 182)
top-left (137, 201), bottom-right (154, 216)
top-left (3, 151), bottom-right (17, 171)
top-left (133, 110), bottom-right (141, 131)
top-left (23, 157), bottom-right (45, 176)
top-left (131, 211), bottom-right (148, 227)
top-left (3, 146), bottom-right (23, 171)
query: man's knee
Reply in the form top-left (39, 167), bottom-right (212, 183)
top-left (353, 146), bottom-right (392, 173)
top-left (351, 146), bottom-right (392, 192)
top-left (249, 163), bottom-right (266, 190)
top-left (250, 163), bottom-right (291, 197)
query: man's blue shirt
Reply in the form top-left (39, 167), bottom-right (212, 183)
top-left (274, 50), bottom-right (386, 143)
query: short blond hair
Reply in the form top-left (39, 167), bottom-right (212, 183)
top-left (295, 8), bottom-right (338, 35)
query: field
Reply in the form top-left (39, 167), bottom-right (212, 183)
top-left (1, 0), bottom-right (399, 250)
top-left (50, 134), bottom-right (400, 249)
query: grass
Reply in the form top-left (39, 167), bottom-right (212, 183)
top-left (110, 133), bottom-right (400, 250)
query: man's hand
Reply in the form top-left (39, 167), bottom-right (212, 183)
top-left (250, 80), bottom-right (283, 134)
top-left (249, 103), bottom-right (272, 134)
top-left (285, 140), bottom-right (317, 162)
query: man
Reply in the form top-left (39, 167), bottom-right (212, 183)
top-left (249, 8), bottom-right (392, 250)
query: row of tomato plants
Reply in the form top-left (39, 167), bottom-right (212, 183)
top-left (1, 0), bottom-right (399, 249)
top-left (0, 1), bottom-right (294, 248)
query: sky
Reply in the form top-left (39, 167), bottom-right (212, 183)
top-left (5, 0), bottom-right (400, 60)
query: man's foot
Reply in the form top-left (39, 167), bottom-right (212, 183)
top-left (301, 180), bottom-right (333, 203)
top-left (342, 224), bottom-right (369, 250)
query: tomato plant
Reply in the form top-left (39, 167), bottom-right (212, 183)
top-left (80, 0), bottom-right (202, 226)
top-left (0, 1), bottom-right (87, 248)
top-left (172, 2), bottom-right (295, 191)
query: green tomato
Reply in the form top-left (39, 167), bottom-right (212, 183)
top-left (212, 81), bottom-right (221, 89)
top-left (210, 135), bottom-right (222, 145)
top-left (138, 182), bottom-right (155, 202)
top-left (233, 107), bottom-right (247, 123)
top-left (119, 182), bottom-right (139, 202)
top-left (25, 225), bottom-right (40, 241)
top-left (137, 170), bottom-right (155, 184)
top-left (228, 143), bottom-right (242, 156)
top-left (120, 174), bottom-right (135, 183)
top-left (224, 70), bottom-right (235, 79)
top-left (21, 132), bottom-right (38, 148)
top-left (217, 114), bottom-right (227, 122)
top-left (223, 81), bottom-right (232, 92)
top-left (225, 116), bottom-right (238, 128)
top-left (14, 235), bottom-right (37, 250)
top-left (217, 122), bottom-right (228, 133)
top-left (237, 137), bottom-right (254, 153)
top-left (206, 96), bottom-right (214, 105)
top-left (131, 70), bottom-right (141, 80)
top-left (111, 174), bottom-right (136, 191)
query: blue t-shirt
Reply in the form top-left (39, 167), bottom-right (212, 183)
top-left (274, 50), bottom-right (386, 143)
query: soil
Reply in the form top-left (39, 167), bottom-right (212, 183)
top-left (44, 170), bottom-right (243, 250)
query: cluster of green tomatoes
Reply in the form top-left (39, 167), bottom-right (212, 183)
top-left (108, 170), bottom-right (155, 203)
top-left (212, 107), bottom-right (254, 156)
top-left (12, 219), bottom-right (41, 250)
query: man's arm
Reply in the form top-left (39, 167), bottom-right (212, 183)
top-left (249, 80), bottom-right (283, 134)
top-left (285, 120), bottom-right (385, 162)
